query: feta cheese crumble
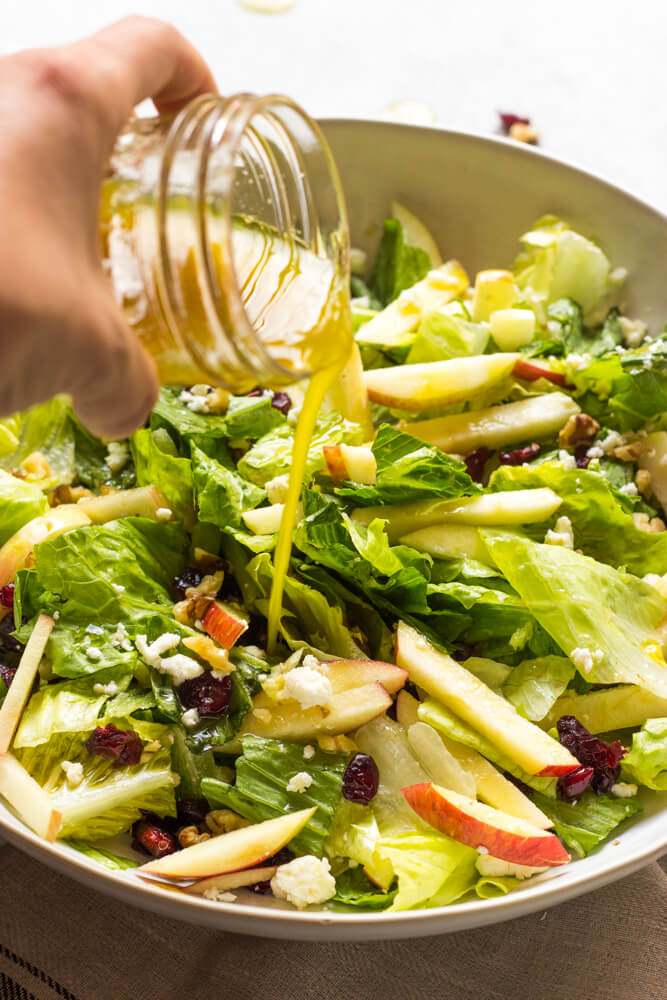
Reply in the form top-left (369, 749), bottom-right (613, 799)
top-left (181, 708), bottom-right (200, 728)
top-left (303, 744), bottom-right (315, 760)
top-left (586, 445), bottom-right (604, 460)
top-left (105, 441), bottom-right (130, 473)
top-left (286, 771), bottom-right (313, 794)
top-left (545, 515), bottom-right (574, 549)
top-left (618, 316), bottom-right (648, 348)
top-left (270, 856), bottom-right (336, 909)
top-left (282, 665), bottom-right (332, 709)
top-left (155, 507), bottom-right (173, 522)
top-left (558, 449), bottom-right (577, 470)
top-left (618, 482), bottom-right (638, 496)
top-left (202, 888), bottom-right (237, 903)
top-left (93, 681), bottom-right (119, 697)
top-left (611, 782), bottom-right (638, 798)
top-left (85, 646), bottom-right (103, 662)
top-left (570, 646), bottom-right (604, 674)
top-left (61, 761), bottom-right (84, 787)
top-left (111, 583), bottom-right (125, 595)
top-left (136, 634), bottom-right (203, 685)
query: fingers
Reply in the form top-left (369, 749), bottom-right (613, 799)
top-left (68, 293), bottom-right (160, 440)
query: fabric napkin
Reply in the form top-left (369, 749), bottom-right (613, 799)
top-left (0, 845), bottom-right (664, 1000)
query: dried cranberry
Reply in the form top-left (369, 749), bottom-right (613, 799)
top-left (342, 753), bottom-right (379, 804)
top-left (465, 447), bottom-right (489, 483)
top-left (498, 112), bottom-right (531, 133)
top-left (557, 765), bottom-right (595, 803)
top-left (171, 567), bottom-right (205, 602)
top-left (0, 664), bottom-right (16, 689)
top-left (86, 724), bottom-right (143, 768)
top-left (176, 797), bottom-right (210, 827)
top-left (0, 615), bottom-right (22, 655)
top-left (178, 672), bottom-right (232, 717)
top-left (556, 716), bottom-right (626, 798)
top-left (498, 442), bottom-right (541, 466)
top-left (271, 392), bottom-right (292, 415)
top-left (132, 817), bottom-right (177, 858)
top-left (0, 585), bottom-right (15, 608)
top-left (574, 445), bottom-right (591, 469)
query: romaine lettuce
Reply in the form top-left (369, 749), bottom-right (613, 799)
top-left (406, 311), bottom-right (489, 363)
top-left (621, 718), bottom-right (667, 790)
top-left (131, 428), bottom-right (193, 518)
top-left (191, 444), bottom-right (265, 531)
top-left (0, 470), bottom-right (48, 547)
top-left (531, 790), bottom-right (641, 857)
top-left (369, 219), bottom-right (431, 307)
top-left (0, 397), bottom-right (76, 489)
top-left (502, 656), bottom-right (574, 721)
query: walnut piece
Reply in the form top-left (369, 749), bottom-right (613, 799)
top-left (558, 413), bottom-right (601, 448)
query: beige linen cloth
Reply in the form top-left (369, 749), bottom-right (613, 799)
top-left (0, 845), bottom-right (664, 1000)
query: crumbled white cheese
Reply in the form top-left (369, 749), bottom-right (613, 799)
top-left (564, 352), bottom-right (592, 370)
top-left (270, 856), bottom-right (336, 909)
top-left (586, 445), bottom-right (604, 460)
top-left (610, 266), bottom-right (628, 285)
top-left (611, 782), bottom-right (638, 798)
top-left (85, 646), bottom-right (103, 662)
top-left (93, 681), bottom-right (119, 697)
top-left (61, 761), bottom-right (84, 787)
top-left (155, 507), bottom-right (172, 522)
top-left (476, 845), bottom-right (489, 855)
top-left (282, 665), bottom-right (332, 709)
top-left (181, 708), bottom-right (200, 728)
top-left (105, 441), bottom-right (130, 473)
top-left (570, 646), bottom-right (604, 674)
top-left (618, 316), bottom-right (648, 348)
top-left (111, 583), bottom-right (125, 595)
top-left (202, 888), bottom-right (237, 903)
top-left (86, 624), bottom-right (104, 636)
top-left (265, 473), bottom-right (291, 505)
top-left (558, 449), bottom-right (577, 470)
top-left (303, 744), bottom-right (315, 760)
top-left (158, 654), bottom-right (205, 685)
top-left (545, 515), bottom-right (574, 549)
top-left (618, 482), bottom-right (638, 496)
top-left (476, 854), bottom-right (548, 880)
top-left (136, 633), bottom-right (181, 666)
top-left (642, 573), bottom-right (667, 599)
top-left (136, 633), bottom-right (203, 685)
top-left (179, 389), bottom-right (209, 412)
top-left (600, 431), bottom-right (624, 454)
top-left (111, 622), bottom-right (133, 652)
top-left (286, 771), bottom-right (313, 794)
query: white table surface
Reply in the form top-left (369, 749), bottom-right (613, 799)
top-left (2, 0), bottom-right (665, 212)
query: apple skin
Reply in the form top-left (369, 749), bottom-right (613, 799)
top-left (402, 783), bottom-right (569, 867)
top-left (0, 614), bottom-right (54, 754)
top-left (322, 445), bottom-right (348, 484)
top-left (202, 601), bottom-right (248, 650)
top-left (139, 807), bottom-right (316, 879)
top-left (513, 358), bottom-right (572, 388)
top-left (184, 865), bottom-right (278, 895)
top-left (323, 445), bottom-right (376, 485)
top-left (0, 753), bottom-right (62, 842)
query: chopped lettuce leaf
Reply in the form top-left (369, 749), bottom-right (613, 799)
top-left (369, 218), bottom-right (431, 307)
top-left (406, 311), bottom-right (489, 363)
top-left (191, 443), bottom-right (265, 531)
top-left (531, 790), bottom-right (641, 858)
top-left (131, 429), bottom-right (193, 518)
top-left (621, 718), bottom-right (667, 790)
top-left (38, 619), bottom-right (140, 679)
top-left (222, 393), bottom-right (285, 440)
top-left (0, 398), bottom-right (76, 489)
top-left (0, 470), bottom-right (49, 547)
top-left (169, 726), bottom-right (229, 800)
top-left (569, 338), bottom-right (667, 432)
top-left (333, 866), bottom-right (397, 910)
top-left (149, 388), bottom-right (229, 449)
top-left (475, 875), bottom-right (521, 898)
top-left (547, 300), bottom-right (622, 358)
top-left (64, 840), bottom-right (139, 870)
top-left (483, 531), bottom-right (667, 698)
top-left (503, 656), bottom-right (575, 721)
top-left (202, 735), bottom-right (347, 855)
top-left (379, 832), bottom-right (477, 911)
top-left (71, 418), bottom-right (136, 491)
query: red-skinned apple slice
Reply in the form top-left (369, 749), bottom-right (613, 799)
top-left (184, 865), bottom-right (278, 895)
top-left (395, 622), bottom-right (578, 777)
top-left (0, 752), bottom-right (61, 841)
top-left (403, 783), bottom-right (569, 866)
top-left (202, 601), bottom-right (248, 650)
top-left (0, 506), bottom-right (91, 586)
top-left (363, 354), bottom-right (519, 411)
top-left (0, 614), bottom-right (54, 754)
top-left (323, 445), bottom-right (376, 485)
top-left (513, 358), bottom-right (572, 388)
top-left (138, 808), bottom-right (316, 879)
top-left (323, 660), bottom-right (407, 695)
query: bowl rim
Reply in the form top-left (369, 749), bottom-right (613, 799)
top-left (2, 119), bottom-right (666, 937)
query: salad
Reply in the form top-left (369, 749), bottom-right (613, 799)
top-left (0, 206), bottom-right (665, 913)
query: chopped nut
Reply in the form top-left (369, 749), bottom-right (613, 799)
top-left (48, 484), bottom-right (94, 507)
top-left (632, 512), bottom-right (664, 533)
top-left (508, 122), bottom-right (539, 144)
top-left (612, 441), bottom-right (644, 462)
top-left (183, 635), bottom-right (233, 673)
top-left (178, 826), bottom-right (211, 848)
top-left (635, 468), bottom-right (652, 497)
top-left (557, 414), bottom-right (601, 449)
top-left (206, 388), bottom-right (229, 414)
top-left (650, 517), bottom-right (666, 534)
top-left (19, 451), bottom-right (52, 481)
top-left (186, 571), bottom-right (224, 599)
top-left (205, 809), bottom-right (250, 835)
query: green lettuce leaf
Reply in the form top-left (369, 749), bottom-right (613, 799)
top-left (191, 444), bottom-right (265, 531)
top-left (332, 866), bottom-right (397, 910)
top-left (547, 300), bottom-right (622, 358)
top-left (0, 470), bottom-right (48, 546)
top-left (40, 620), bottom-right (140, 680)
top-left (222, 393), bottom-right (285, 440)
top-left (202, 735), bottom-right (347, 855)
top-left (621, 718), bottom-right (667, 790)
top-left (502, 656), bottom-right (575, 721)
top-left (531, 790), bottom-right (641, 858)
top-left (336, 424), bottom-right (479, 506)
top-left (70, 417), bottom-right (135, 491)
top-left (568, 338), bottom-right (667, 431)
top-left (379, 832), bottom-right (478, 911)
top-left (131, 428), bottom-right (193, 518)
top-left (64, 840), bottom-right (139, 870)
top-left (169, 726), bottom-right (230, 800)
top-left (406, 311), bottom-right (489, 363)
top-left (490, 462), bottom-right (667, 576)
top-left (149, 388), bottom-right (229, 450)
top-left (482, 531), bottom-right (667, 698)
top-left (0, 398), bottom-right (76, 489)
top-left (369, 218), bottom-right (431, 307)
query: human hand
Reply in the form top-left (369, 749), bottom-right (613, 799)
top-left (0, 17), bottom-right (216, 438)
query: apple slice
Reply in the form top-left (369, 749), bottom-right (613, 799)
top-left (397, 691), bottom-right (552, 828)
top-left (638, 431), bottom-right (667, 510)
top-left (395, 622), bottom-right (579, 777)
top-left (323, 445), bottom-right (376, 485)
top-left (241, 682), bottom-right (393, 741)
top-left (363, 354), bottom-right (518, 411)
top-left (139, 807), bottom-right (316, 879)
top-left (489, 308), bottom-right (536, 350)
top-left (407, 721), bottom-right (477, 798)
top-left (78, 485), bottom-right (170, 524)
top-left (352, 488), bottom-right (562, 543)
top-left (0, 506), bottom-right (91, 586)
top-left (356, 260), bottom-right (469, 350)
top-left (513, 357), bottom-right (572, 388)
top-left (0, 614), bottom-right (54, 754)
top-left (322, 343), bottom-right (375, 440)
top-left (541, 684), bottom-right (667, 735)
top-left (0, 752), bottom-right (61, 841)
top-left (400, 525), bottom-right (494, 566)
top-left (391, 200), bottom-right (443, 266)
top-left (241, 503), bottom-right (303, 535)
top-left (401, 393), bottom-right (580, 455)
top-left (202, 601), bottom-right (248, 649)
top-left (184, 865), bottom-right (278, 895)
top-left (402, 783), bottom-right (569, 866)
top-left (471, 270), bottom-right (519, 322)
top-left (324, 659), bottom-right (408, 695)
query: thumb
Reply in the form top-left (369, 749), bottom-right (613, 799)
top-left (68, 294), bottom-right (159, 440)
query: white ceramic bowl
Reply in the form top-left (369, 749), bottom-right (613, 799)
top-left (1, 121), bottom-right (665, 940)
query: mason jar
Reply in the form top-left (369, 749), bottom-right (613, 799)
top-left (101, 93), bottom-right (352, 393)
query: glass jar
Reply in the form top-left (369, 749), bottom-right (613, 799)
top-left (101, 93), bottom-right (352, 393)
